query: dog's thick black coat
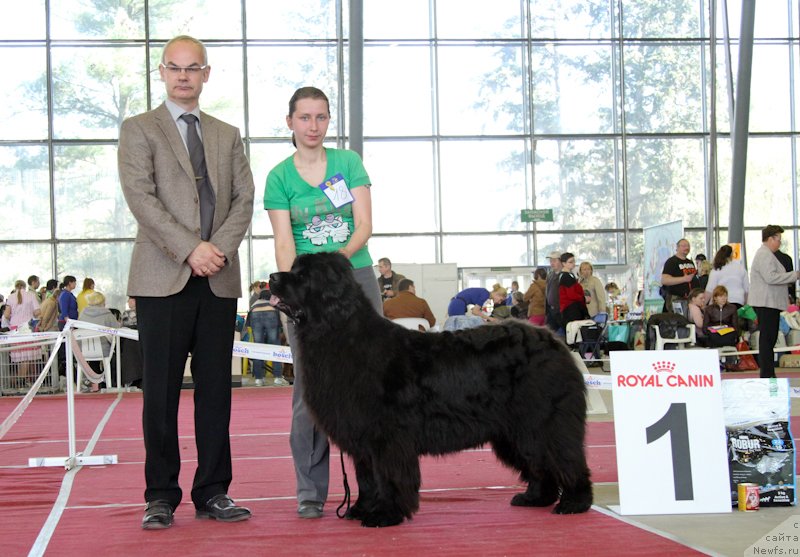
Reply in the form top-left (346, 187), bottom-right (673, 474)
top-left (269, 253), bottom-right (592, 527)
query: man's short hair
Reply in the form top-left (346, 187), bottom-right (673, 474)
top-left (378, 257), bottom-right (392, 267)
top-left (162, 35), bottom-right (208, 65)
top-left (45, 279), bottom-right (58, 291)
top-left (397, 279), bottom-right (414, 292)
top-left (762, 224), bottom-right (785, 241)
top-left (27, 275), bottom-right (39, 286)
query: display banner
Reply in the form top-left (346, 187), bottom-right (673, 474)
top-left (611, 350), bottom-right (731, 515)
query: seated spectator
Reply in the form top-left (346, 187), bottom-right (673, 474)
top-left (383, 278), bottom-right (436, 328)
top-left (523, 268), bottom-right (547, 326)
top-left (78, 291), bottom-right (119, 392)
top-left (687, 288), bottom-right (706, 344)
top-left (702, 285), bottom-right (739, 348)
top-left (121, 297), bottom-right (138, 328)
top-left (509, 291), bottom-right (528, 320)
top-left (558, 253), bottom-right (589, 327)
top-left (78, 291), bottom-right (120, 355)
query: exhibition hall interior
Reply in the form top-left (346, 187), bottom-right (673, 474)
top-left (1, 1), bottom-right (800, 555)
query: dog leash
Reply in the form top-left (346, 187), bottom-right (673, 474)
top-left (335, 451), bottom-right (351, 518)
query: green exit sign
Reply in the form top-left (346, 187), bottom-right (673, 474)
top-left (521, 209), bottom-right (553, 222)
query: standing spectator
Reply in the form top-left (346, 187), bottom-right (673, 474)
top-left (248, 281), bottom-right (263, 307)
top-left (558, 253), bottom-right (589, 327)
top-left (704, 245), bottom-right (749, 307)
top-left (0, 294), bottom-right (9, 331)
top-left (376, 257), bottom-right (405, 301)
top-left (27, 275), bottom-right (41, 303)
top-left (7, 280), bottom-right (42, 383)
top-left (38, 283), bottom-right (61, 332)
top-left (660, 238), bottom-right (699, 311)
top-left (246, 288), bottom-right (288, 386)
top-left (505, 280), bottom-right (519, 306)
top-left (76, 277), bottom-right (95, 315)
top-left (121, 297), bottom-right (138, 328)
top-left (545, 251), bottom-right (563, 332)
top-left (265, 86), bottom-right (382, 520)
top-left (383, 278), bottom-right (436, 328)
top-left (749, 225), bottom-right (800, 378)
top-left (694, 253), bottom-right (707, 272)
top-left (578, 261), bottom-right (606, 318)
top-left (696, 260), bottom-right (712, 291)
top-left (58, 275), bottom-right (78, 328)
top-left (119, 35), bottom-right (254, 529)
top-left (774, 248), bottom-right (796, 305)
top-left (523, 267), bottom-right (547, 326)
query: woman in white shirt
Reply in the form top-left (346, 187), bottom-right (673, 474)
top-left (704, 245), bottom-right (749, 307)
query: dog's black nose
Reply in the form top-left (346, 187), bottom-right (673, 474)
top-left (269, 273), bottom-right (281, 290)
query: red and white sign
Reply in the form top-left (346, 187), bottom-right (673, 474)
top-left (611, 350), bottom-right (731, 515)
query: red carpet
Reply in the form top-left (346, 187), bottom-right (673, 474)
top-left (0, 389), bottom-right (708, 556)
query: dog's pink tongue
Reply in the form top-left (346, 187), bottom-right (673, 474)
top-left (269, 294), bottom-right (281, 307)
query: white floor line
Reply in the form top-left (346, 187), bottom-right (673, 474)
top-left (592, 504), bottom-right (724, 557)
top-left (27, 393), bottom-right (122, 557)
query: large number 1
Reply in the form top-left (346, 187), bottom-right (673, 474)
top-left (646, 402), bottom-right (694, 501)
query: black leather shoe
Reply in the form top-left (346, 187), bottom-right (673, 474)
top-left (142, 500), bottom-right (174, 530)
top-left (195, 494), bottom-right (251, 522)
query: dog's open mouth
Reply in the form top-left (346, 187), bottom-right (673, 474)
top-left (269, 293), bottom-right (302, 322)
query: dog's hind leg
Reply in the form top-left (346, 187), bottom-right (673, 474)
top-left (492, 435), bottom-right (559, 507)
top-left (550, 439), bottom-right (592, 515)
top-left (359, 449), bottom-right (420, 528)
top-left (543, 397), bottom-right (593, 514)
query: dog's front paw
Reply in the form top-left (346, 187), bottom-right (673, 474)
top-left (552, 499), bottom-right (592, 514)
top-left (360, 509), bottom-right (405, 528)
top-left (343, 504), bottom-right (365, 521)
top-left (510, 481), bottom-right (559, 507)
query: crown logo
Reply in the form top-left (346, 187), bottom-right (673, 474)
top-left (652, 360), bottom-right (676, 373)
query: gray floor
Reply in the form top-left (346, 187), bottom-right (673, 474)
top-left (585, 367), bottom-right (800, 557)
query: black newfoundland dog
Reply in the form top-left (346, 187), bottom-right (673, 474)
top-left (269, 253), bottom-right (592, 527)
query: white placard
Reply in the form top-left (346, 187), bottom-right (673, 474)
top-left (611, 350), bottom-right (731, 515)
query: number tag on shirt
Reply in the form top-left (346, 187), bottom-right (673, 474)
top-left (318, 174), bottom-right (354, 208)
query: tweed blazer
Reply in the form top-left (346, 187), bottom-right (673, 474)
top-left (749, 244), bottom-right (796, 310)
top-left (119, 103), bottom-right (254, 298)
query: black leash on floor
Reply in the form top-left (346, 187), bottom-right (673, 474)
top-left (335, 451), bottom-right (351, 518)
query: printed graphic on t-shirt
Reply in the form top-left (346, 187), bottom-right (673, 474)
top-left (678, 263), bottom-right (697, 275)
top-left (302, 214), bottom-right (351, 246)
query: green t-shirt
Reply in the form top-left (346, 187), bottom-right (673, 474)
top-left (264, 148), bottom-right (373, 269)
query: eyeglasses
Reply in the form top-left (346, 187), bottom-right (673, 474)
top-left (160, 64), bottom-right (208, 75)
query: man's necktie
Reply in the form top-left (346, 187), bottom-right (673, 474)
top-left (180, 114), bottom-right (215, 241)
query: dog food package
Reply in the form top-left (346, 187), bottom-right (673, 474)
top-left (722, 379), bottom-right (796, 507)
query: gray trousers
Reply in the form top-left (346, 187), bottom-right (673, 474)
top-left (286, 264), bottom-right (383, 505)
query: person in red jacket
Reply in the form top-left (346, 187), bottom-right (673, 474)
top-left (558, 252), bottom-right (589, 327)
